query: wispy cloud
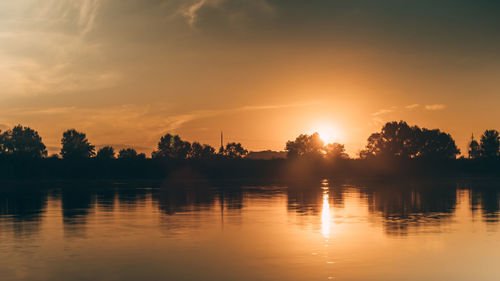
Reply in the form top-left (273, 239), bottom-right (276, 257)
top-left (183, 0), bottom-right (210, 27)
top-left (236, 101), bottom-right (319, 112)
top-left (371, 117), bottom-right (385, 127)
top-left (369, 103), bottom-right (446, 128)
top-left (78, 0), bottom-right (102, 36)
top-left (148, 100), bottom-right (320, 130)
top-left (179, 0), bottom-right (274, 27)
top-left (425, 104), bottom-right (446, 110)
top-left (405, 104), bottom-right (420, 110)
top-left (0, 1), bottom-right (118, 98)
top-left (370, 106), bottom-right (397, 127)
top-left (372, 107), bottom-right (396, 116)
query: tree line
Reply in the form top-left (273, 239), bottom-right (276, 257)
top-left (285, 121), bottom-right (499, 161)
top-left (0, 121), bottom-right (498, 161)
top-left (0, 126), bottom-right (248, 160)
top-left (359, 121), bottom-right (499, 160)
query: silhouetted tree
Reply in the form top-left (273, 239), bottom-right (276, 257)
top-left (468, 134), bottom-right (481, 159)
top-left (0, 129), bottom-right (6, 155)
top-left (118, 148), bottom-right (146, 160)
top-left (417, 128), bottom-right (460, 159)
top-left (285, 133), bottom-right (324, 158)
top-left (359, 132), bottom-right (381, 159)
top-left (60, 129), bottom-right (95, 159)
top-left (0, 125), bottom-right (47, 158)
top-left (222, 142), bottom-right (248, 159)
top-left (96, 146), bottom-right (115, 160)
top-left (152, 134), bottom-right (191, 159)
top-left (480, 130), bottom-right (500, 159)
top-left (360, 121), bottom-right (460, 159)
top-left (360, 121), bottom-right (419, 159)
top-left (189, 142), bottom-right (216, 160)
top-left (324, 143), bottom-right (349, 159)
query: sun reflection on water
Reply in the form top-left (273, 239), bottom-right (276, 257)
top-left (321, 179), bottom-right (331, 239)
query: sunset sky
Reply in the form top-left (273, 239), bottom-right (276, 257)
top-left (1, 0), bottom-right (499, 156)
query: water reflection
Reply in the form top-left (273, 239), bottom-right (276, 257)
top-left (0, 188), bottom-right (47, 238)
top-left (363, 183), bottom-right (458, 236)
top-left (469, 187), bottom-right (500, 223)
top-left (0, 179), bottom-right (500, 280)
top-left (0, 180), bottom-right (498, 239)
top-left (61, 187), bottom-right (94, 238)
top-left (321, 180), bottom-right (331, 239)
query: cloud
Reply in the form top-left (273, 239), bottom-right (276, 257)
top-left (370, 106), bottom-right (398, 127)
top-left (0, 1), bottom-right (119, 98)
top-left (371, 117), bottom-right (385, 127)
top-left (179, 0), bottom-right (274, 27)
top-left (183, 0), bottom-right (210, 26)
top-left (78, 0), bottom-right (102, 36)
top-left (372, 107), bottom-right (396, 116)
top-left (6, 106), bottom-right (77, 115)
top-left (236, 100), bottom-right (320, 112)
top-left (405, 104), bottom-right (420, 110)
top-left (425, 104), bottom-right (446, 110)
top-left (0, 0), bottom-right (278, 99)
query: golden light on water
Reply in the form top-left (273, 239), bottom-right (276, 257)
top-left (321, 180), bottom-right (331, 239)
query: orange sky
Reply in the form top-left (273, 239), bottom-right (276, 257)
top-left (1, 1), bottom-right (499, 157)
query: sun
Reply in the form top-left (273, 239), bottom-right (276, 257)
top-left (315, 124), bottom-right (339, 144)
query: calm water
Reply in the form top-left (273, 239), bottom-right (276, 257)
top-left (1, 179), bottom-right (500, 281)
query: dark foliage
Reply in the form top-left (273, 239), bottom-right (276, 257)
top-left (285, 132), bottom-right (348, 160)
top-left (189, 142), bottom-right (216, 159)
top-left (285, 133), bottom-right (324, 158)
top-left (96, 146), bottom-right (116, 160)
top-left (0, 125), bottom-right (47, 158)
top-left (60, 129), bottom-right (95, 160)
top-left (221, 142), bottom-right (248, 159)
top-left (324, 143), bottom-right (349, 160)
top-left (0, 121), bottom-right (498, 180)
top-left (152, 134), bottom-right (191, 159)
top-left (417, 128), bottom-right (460, 159)
top-left (360, 121), bottom-right (460, 159)
top-left (118, 148), bottom-right (146, 160)
top-left (480, 130), bottom-right (500, 159)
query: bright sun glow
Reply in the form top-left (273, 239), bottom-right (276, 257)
top-left (315, 124), bottom-right (340, 144)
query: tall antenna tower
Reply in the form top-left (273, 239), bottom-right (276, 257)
top-left (219, 131), bottom-right (224, 154)
top-left (220, 131), bottom-right (223, 149)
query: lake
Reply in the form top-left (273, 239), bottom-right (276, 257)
top-left (1, 178), bottom-right (499, 281)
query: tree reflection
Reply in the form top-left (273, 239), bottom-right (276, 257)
top-left (61, 187), bottom-right (94, 237)
top-left (153, 180), bottom-right (216, 216)
top-left (284, 179), bottom-right (496, 237)
top-left (116, 186), bottom-right (148, 211)
top-left (0, 188), bottom-right (47, 238)
top-left (467, 184), bottom-right (500, 224)
top-left (362, 182), bottom-right (457, 236)
top-left (287, 180), bottom-right (323, 216)
top-left (0, 179), bottom-right (498, 241)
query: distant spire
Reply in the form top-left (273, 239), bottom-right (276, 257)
top-left (220, 131), bottom-right (223, 149)
top-left (219, 131), bottom-right (224, 154)
top-left (469, 133), bottom-right (480, 159)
